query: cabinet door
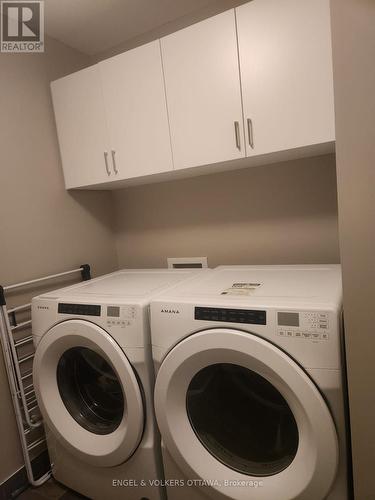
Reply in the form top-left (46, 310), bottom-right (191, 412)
top-left (161, 10), bottom-right (245, 171)
top-left (236, 0), bottom-right (335, 157)
top-left (51, 66), bottom-right (111, 188)
top-left (99, 41), bottom-right (173, 180)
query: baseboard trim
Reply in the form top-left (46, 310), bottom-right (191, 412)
top-left (0, 450), bottom-right (50, 500)
top-left (0, 467), bottom-right (28, 500)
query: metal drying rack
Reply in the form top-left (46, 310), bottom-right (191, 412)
top-left (0, 264), bottom-right (91, 487)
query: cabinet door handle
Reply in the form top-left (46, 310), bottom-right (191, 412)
top-left (234, 121), bottom-right (241, 150)
top-left (247, 118), bottom-right (254, 149)
top-left (111, 150), bottom-right (118, 175)
top-left (104, 151), bottom-right (111, 176)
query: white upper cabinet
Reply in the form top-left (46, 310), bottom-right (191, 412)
top-left (99, 41), bottom-right (173, 180)
top-left (51, 1), bottom-right (336, 190)
top-left (160, 10), bottom-right (246, 171)
top-left (51, 66), bottom-right (111, 188)
top-left (236, 0), bottom-right (335, 157)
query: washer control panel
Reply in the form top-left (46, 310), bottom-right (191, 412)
top-left (57, 302), bottom-right (137, 328)
top-left (58, 303), bottom-right (101, 316)
top-left (106, 305), bottom-right (136, 328)
top-left (277, 311), bottom-right (330, 341)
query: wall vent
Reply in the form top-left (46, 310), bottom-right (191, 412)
top-left (167, 257), bottom-right (208, 269)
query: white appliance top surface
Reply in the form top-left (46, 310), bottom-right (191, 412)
top-left (38, 269), bottom-right (203, 302)
top-left (154, 265), bottom-right (342, 308)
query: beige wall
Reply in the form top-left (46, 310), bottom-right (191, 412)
top-left (113, 154), bottom-right (339, 268)
top-left (330, 1), bottom-right (375, 498)
top-left (0, 38), bottom-right (117, 483)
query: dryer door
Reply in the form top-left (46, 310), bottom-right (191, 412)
top-left (154, 328), bottom-right (339, 500)
top-left (33, 319), bottom-right (144, 467)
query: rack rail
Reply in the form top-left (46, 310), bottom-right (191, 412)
top-left (0, 264), bottom-right (91, 486)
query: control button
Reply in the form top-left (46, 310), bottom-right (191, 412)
top-left (302, 332), bottom-right (311, 339)
top-left (311, 333), bottom-right (320, 340)
top-left (321, 333), bottom-right (329, 340)
top-left (286, 331), bottom-right (294, 337)
top-left (294, 331), bottom-right (302, 338)
top-left (319, 324), bottom-right (328, 329)
top-left (278, 330), bottom-right (286, 336)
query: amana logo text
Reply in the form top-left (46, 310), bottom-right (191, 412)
top-left (161, 308), bottom-right (180, 314)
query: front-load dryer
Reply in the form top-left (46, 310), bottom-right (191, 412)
top-left (32, 268), bottom-right (203, 500)
top-left (150, 265), bottom-right (349, 500)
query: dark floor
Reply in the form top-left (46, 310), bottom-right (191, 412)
top-left (17, 479), bottom-right (87, 500)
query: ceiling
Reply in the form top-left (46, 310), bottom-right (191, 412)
top-left (44, 0), bottom-right (242, 56)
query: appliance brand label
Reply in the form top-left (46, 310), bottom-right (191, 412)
top-left (161, 308), bottom-right (180, 314)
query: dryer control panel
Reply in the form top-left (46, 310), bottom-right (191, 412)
top-left (195, 307), bottom-right (266, 325)
top-left (277, 311), bottom-right (330, 340)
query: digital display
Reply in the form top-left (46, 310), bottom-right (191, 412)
top-left (107, 306), bottom-right (120, 317)
top-left (195, 307), bottom-right (266, 325)
top-left (58, 303), bottom-right (101, 316)
top-left (278, 312), bottom-right (299, 327)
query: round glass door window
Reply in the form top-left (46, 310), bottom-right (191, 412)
top-left (186, 363), bottom-right (299, 476)
top-left (57, 347), bottom-right (125, 435)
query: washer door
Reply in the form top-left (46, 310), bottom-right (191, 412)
top-left (33, 320), bottom-right (144, 467)
top-left (154, 329), bottom-right (339, 500)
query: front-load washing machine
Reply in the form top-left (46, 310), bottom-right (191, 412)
top-left (32, 268), bottom-right (202, 500)
top-left (150, 265), bottom-right (349, 500)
